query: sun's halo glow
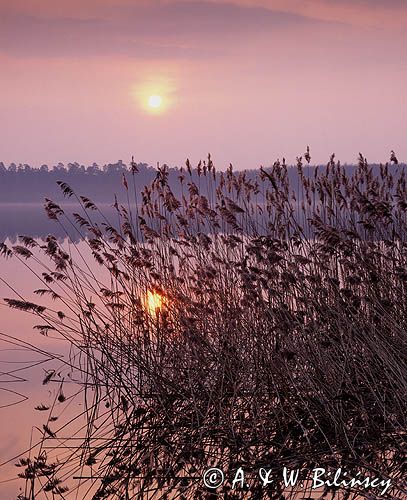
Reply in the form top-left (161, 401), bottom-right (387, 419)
top-left (131, 76), bottom-right (176, 115)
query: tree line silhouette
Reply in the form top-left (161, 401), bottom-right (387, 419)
top-left (0, 160), bottom-right (156, 203)
top-left (0, 156), bottom-right (405, 204)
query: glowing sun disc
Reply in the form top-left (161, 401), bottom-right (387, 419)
top-left (148, 95), bottom-right (162, 109)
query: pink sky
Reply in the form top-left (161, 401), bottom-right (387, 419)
top-left (0, 0), bottom-right (406, 169)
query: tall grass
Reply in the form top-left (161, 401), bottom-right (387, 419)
top-left (1, 151), bottom-right (406, 499)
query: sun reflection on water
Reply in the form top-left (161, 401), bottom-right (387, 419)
top-left (145, 290), bottom-right (166, 317)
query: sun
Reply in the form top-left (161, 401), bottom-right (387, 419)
top-left (148, 95), bottom-right (162, 109)
top-left (129, 73), bottom-right (178, 117)
top-left (131, 76), bottom-right (176, 114)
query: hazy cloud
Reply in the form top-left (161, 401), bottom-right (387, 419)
top-left (1, 1), bottom-right (405, 60)
top-left (0, 2), bottom-right (318, 59)
top-left (167, 0), bottom-right (407, 28)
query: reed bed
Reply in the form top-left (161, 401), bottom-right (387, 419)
top-left (1, 151), bottom-right (406, 499)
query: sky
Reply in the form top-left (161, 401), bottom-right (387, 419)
top-left (0, 0), bottom-right (406, 169)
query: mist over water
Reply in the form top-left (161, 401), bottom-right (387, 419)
top-left (0, 203), bottom-right (118, 242)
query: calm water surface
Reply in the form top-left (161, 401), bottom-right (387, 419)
top-left (0, 205), bottom-right (108, 497)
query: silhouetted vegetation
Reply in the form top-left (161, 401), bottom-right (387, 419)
top-left (0, 160), bottom-right (153, 203)
top-left (1, 151), bottom-right (406, 499)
